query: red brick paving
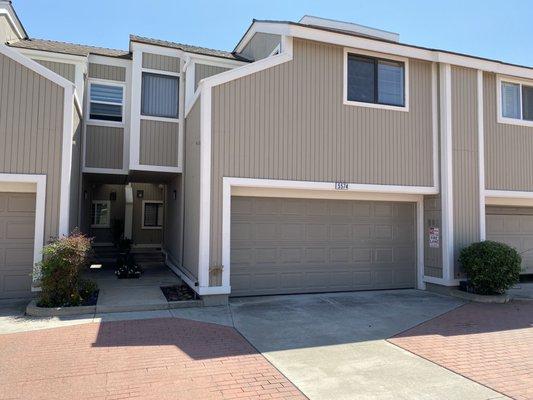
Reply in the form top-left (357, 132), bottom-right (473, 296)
top-left (389, 301), bottom-right (533, 400)
top-left (0, 317), bottom-right (306, 400)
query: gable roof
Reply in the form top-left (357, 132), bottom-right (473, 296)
top-left (237, 19), bottom-right (533, 73)
top-left (8, 38), bottom-right (131, 58)
top-left (130, 35), bottom-right (250, 62)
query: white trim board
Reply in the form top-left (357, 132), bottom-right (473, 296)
top-left (0, 44), bottom-right (73, 89)
top-left (195, 36), bottom-right (295, 291)
top-left (477, 70), bottom-right (486, 240)
top-left (0, 174), bottom-right (46, 290)
top-left (219, 177), bottom-right (429, 296)
top-left (238, 21), bottom-right (533, 81)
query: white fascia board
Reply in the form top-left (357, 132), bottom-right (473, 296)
top-left (16, 48), bottom-right (87, 64)
top-left (88, 54), bottom-right (131, 67)
top-left (485, 190), bottom-right (533, 199)
top-left (244, 22), bottom-right (533, 81)
top-left (0, 44), bottom-right (74, 89)
top-left (0, 7), bottom-right (26, 40)
top-left (130, 41), bottom-right (184, 59)
top-left (186, 53), bottom-right (247, 68)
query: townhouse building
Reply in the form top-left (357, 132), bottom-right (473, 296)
top-left (0, 2), bottom-right (531, 303)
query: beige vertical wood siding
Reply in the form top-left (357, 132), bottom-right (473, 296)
top-left (85, 125), bottom-right (124, 169)
top-left (424, 194), bottom-right (443, 278)
top-left (451, 66), bottom-right (480, 277)
top-left (139, 119), bottom-right (179, 167)
top-left (69, 107), bottom-right (82, 231)
top-left (132, 183), bottom-right (164, 245)
top-left (484, 72), bottom-right (533, 191)
top-left (164, 174), bottom-right (182, 264)
top-left (142, 53), bottom-right (180, 73)
top-left (34, 60), bottom-right (76, 83)
top-left (88, 63), bottom-right (126, 82)
top-left (0, 52), bottom-right (64, 241)
top-left (0, 15), bottom-right (18, 43)
top-left (209, 38), bottom-right (435, 268)
top-left (195, 63), bottom-right (230, 90)
top-left (183, 99), bottom-right (201, 279)
top-left (239, 32), bottom-right (281, 61)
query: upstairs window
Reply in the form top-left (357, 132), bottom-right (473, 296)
top-left (141, 72), bottom-right (179, 119)
top-left (501, 80), bottom-right (533, 121)
top-left (89, 83), bottom-right (124, 122)
top-left (346, 53), bottom-right (405, 108)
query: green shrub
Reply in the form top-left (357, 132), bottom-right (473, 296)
top-left (38, 231), bottom-right (96, 307)
top-left (459, 241), bottom-right (522, 295)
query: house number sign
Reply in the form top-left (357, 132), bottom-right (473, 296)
top-left (335, 182), bottom-right (349, 190)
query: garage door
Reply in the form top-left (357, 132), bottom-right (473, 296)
top-left (0, 192), bottom-right (36, 299)
top-left (231, 197), bottom-right (416, 296)
top-left (486, 206), bottom-right (533, 274)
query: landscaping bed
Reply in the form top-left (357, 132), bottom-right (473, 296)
top-left (161, 284), bottom-right (202, 308)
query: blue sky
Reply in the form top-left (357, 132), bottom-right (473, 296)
top-left (13, 0), bottom-right (533, 66)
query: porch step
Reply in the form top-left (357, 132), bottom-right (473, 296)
top-left (90, 247), bottom-right (166, 265)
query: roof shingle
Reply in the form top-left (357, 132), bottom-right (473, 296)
top-left (8, 38), bottom-right (131, 58)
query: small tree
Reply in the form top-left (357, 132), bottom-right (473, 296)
top-left (38, 231), bottom-right (95, 307)
top-left (459, 241), bottom-right (522, 295)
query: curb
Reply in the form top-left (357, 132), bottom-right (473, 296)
top-left (447, 289), bottom-right (510, 304)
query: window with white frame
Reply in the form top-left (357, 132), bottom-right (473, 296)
top-left (91, 200), bottom-right (110, 228)
top-left (501, 80), bottom-right (533, 121)
top-left (142, 201), bottom-right (163, 229)
top-left (141, 72), bottom-right (179, 118)
top-left (346, 52), bottom-right (405, 108)
top-left (89, 82), bottom-right (124, 122)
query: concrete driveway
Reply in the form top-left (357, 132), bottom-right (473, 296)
top-left (0, 290), bottom-right (511, 400)
top-left (229, 290), bottom-right (508, 400)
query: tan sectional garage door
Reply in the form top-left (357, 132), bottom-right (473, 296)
top-left (231, 197), bottom-right (416, 296)
top-left (0, 192), bottom-right (36, 299)
top-left (486, 206), bottom-right (533, 274)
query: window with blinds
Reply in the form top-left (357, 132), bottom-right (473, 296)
top-left (347, 53), bottom-right (405, 107)
top-left (501, 80), bottom-right (533, 122)
top-left (141, 72), bottom-right (179, 118)
top-left (89, 83), bottom-right (124, 122)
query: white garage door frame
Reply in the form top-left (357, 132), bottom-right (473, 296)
top-left (0, 174), bottom-right (46, 292)
top-left (220, 177), bottom-right (438, 293)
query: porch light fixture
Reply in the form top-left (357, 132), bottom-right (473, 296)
top-left (110, 191), bottom-right (117, 201)
top-left (137, 190), bottom-right (144, 198)
top-left (172, 190), bottom-right (177, 200)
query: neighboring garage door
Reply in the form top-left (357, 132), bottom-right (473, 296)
top-left (486, 206), bottom-right (533, 274)
top-left (0, 192), bottom-right (36, 299)
top-left (231, 197), bottom-right (416, 296)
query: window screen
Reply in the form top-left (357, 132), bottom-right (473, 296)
top-left (347, 54), bottom-right (405, 107)
top-left (141, 73), bottom-right (179, 118)
top-left (143, 202), bottom-right (163, 228)
top-left (89, 84), bottom-right (123, 122)
top-left (501, 82), bottom-right (521, 119)
top-left (91, 201), bottom-right (110, 227)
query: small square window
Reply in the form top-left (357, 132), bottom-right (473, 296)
top-left (89, 83), bottom-right (124, 122)
top-left (143, 202), bottom-right (163, 229)
top-left (91, 201), bottom-right (110, 228)
top-left (141, 73), bottom-right (179, 118)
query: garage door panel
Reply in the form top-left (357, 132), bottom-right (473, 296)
top-left (486, 206), bottom-right (533, 274)
top-left (231, 197), bottom-right (416, 296)
top-left (0, 193), bottom-right (35, 299)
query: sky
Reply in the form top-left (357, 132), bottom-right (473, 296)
top-left (12, 0), bottom-right (533, 67)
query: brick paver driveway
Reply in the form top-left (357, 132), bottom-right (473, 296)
top-left (389, 301), bottom-right (533, 400)
top-left (0, 317), bottom-right (305, 400)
